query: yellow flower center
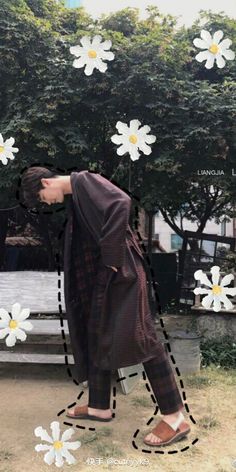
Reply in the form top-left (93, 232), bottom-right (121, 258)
top-left (209, 43), bottom-right (219, 55)
top-left (0, 146), bottom-right (5, 153)
top-left (88, 49), bottom-right (97, 59)
top-left (129, 134), bottom-right (138, 144)
top-left (9, 320), bottom-right (18, 329)
top-left (212, 285), bottom-right (222, 295)
top-left (53, 441), bottom-right (63, 450)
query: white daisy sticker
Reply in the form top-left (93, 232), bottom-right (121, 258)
top-left (193, 266), bottom-right (236, 312)
top-left (0, 303), bottom-right (33, 347)
top-left (193, 30), bottom-right (235, 69)
top-left (70, 35), bottom-right (115, 76)
top-left (111, 119), bottom-right (156, 161)
top-left (34, 421), bottom-right (81, 468)
top-left (0, 134), bottom-right (19, 165)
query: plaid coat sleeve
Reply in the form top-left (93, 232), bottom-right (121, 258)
top-left (73, 171), bottom-right (131, 268)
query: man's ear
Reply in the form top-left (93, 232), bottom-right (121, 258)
top-left (41, 178), bottom-right (50, 187)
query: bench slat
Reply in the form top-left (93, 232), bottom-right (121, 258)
top-left (0, 271), bottom-right (66, 313)
top-left (0, 352), bottom-right (74, 364)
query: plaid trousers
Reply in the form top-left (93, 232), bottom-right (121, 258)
top-left (88, 340), bottom-right (184, 415)
top-left (87, 265), bottom-right (184, 415)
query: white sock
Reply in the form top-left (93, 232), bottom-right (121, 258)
top-left (166, 411), bottom-right (185, 431)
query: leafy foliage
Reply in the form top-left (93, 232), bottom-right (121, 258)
top-left (0, 0), bottom-right (235, 239)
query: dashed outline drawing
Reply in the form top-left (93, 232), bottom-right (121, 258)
top-left (16, 163), bottom-right (198, 454)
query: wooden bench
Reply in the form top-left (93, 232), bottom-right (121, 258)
top-left (0, 271), bottom-right (143, 393)
top-left (0, 271), bottom-right (74, 365)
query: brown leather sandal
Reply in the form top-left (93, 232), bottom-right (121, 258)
top-left (66, 404), bottom-right (113, 422)
top-left (143, 419), bottom-right (191, 447)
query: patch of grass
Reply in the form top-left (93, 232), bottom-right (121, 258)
top-left (131, 396), bottom-right (151, 407)
top-left (0, 450), bottom-right (14, 461)
top-left (79, 427), bottom-right (112, 444)
top-left (184, 374), bottom-right (213, 388)
top-left (202, 365), bottom-right (236, 385)
top-left (198, 415), bottom-right (220, 429)
top-left (94, 441), bottom-right (124, 458)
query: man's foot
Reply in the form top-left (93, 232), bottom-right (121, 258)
top-left (144, 410), bottom-right (186, 445)
top-left (66, 404), bottom-right (112, 420)
top-left (88, 407), bottom-right (112, 419)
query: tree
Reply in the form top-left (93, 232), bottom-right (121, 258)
top-left (0, 1), bottom-right (235, 260)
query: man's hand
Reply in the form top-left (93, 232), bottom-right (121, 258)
top-left (105, 265), bottom-right (118, 272)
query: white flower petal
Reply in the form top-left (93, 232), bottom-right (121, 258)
top-left (84, 63), bottom-right (95, 76)
top-left (219, 294), bottom-right (233, 311)
top-left (91, 35), bottom-right (103, 46)
top-left (0, 308), bottom-right (11, 322)
top-left (63, 440), bottom-right (81, 450)
top-left (14, 328), bottom-right (27, 342)
top-left (96, 58), bottom-right (108, 73)
top-left (193, 288), bottom-right (210, 295)
top-left (17, 307), bottom-right (30, 321)
top-left (51, 422), bottom-right (60, 441)
top-left (0, 327), bottom-right (11, 338)
top-left (34, 426), bottom-right (53, 443)
top-left (222, 287), bottom-right (236, 296)
top-left (18, 320), bottom-right (33, 331)
top-left (216, 54), bottom-right (225, 68)
top-left (61, 447), bottom-right (76, 464)
top-left (221, 49), bottom-right (235, 60)
top-left (138, 142), bottom-right (152, 155)
top-left (44, 447), bottom-right (55, 466)
top-left (61, 428), bottom-right (75, 442)
top-left (193, 38), bottom-right (209, 49)
top-left (129, 147), bottom-right (140, 161)
top-left (80, 36), bottom-right (91, 48)
top-left (6, 332), bottom-right (17, 347)
top-left (200, 30), bottom-right (213, 46)
top-left (117, 144), bottom-right (128, 156)
top-left (10, 147), bottom-right (19, 153)
top-left (210, 266), bottom-right (220, 285)
top-left (111, 134), bottom-right (124, 145)
top-left (0, 156), bottom-right (8, 165)
top-left (5, 137), bottom-right (15, 146)
top-left (101, 39), bottom-right (112, 50)
top-left (219, 38), bottom-right (232, 50)
top-left (55, 450), bottom-right (64, 468)
top-left (201, 293), bottom-right (214, 309)
top-left (212, 296), bottom-right (222, 312)
top-left (194, 270), bottom-right (212, 287)
top-left (221, 273), bottom-right (234, 287)
top-left (144, 134), bottom-right (156, 144)
top-left (213, 30), bottom-right (224, 44)
top-left (70, 45), bottom-right (84, 57)
top-left (100, 51), bottom-right (115, 61)
top-left (0, 133), bottom-right (4, 144)
top-left (35, 444), bottom-right (52, 452)
top-left (205, 54), bottom-right (215, 69)
top-left (129, 119), bottom-right (141, 133)
top-left (73, 57), bottom-right (86, 69)
top-left (195, 50), bottom-right (210, 63)
top-left (11, 303), bottom-right (21, 319)
top-left (4, 152), bottom-right (15, 161)
top-left (138, 124), bottom-right (151, 135)
top-left (116, 121), bottom-right (129, 135)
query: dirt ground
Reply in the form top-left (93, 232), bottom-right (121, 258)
top-left (0, 363), bottom-right (235, 472)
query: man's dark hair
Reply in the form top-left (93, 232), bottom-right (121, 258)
top-left (21, 166), bottom-right (58, 208)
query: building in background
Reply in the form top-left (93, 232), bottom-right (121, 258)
top-left (58, 0), bottom-right (81, 7)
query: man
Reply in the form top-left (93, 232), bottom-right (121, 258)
top-left (21, 166), bottom-right (191, 447)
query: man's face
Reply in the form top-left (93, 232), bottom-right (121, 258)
top-left (38, 178), bottom-right (64, 205)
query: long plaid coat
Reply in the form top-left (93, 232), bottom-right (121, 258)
top-left (63, 171), bottom-right (161, 383)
